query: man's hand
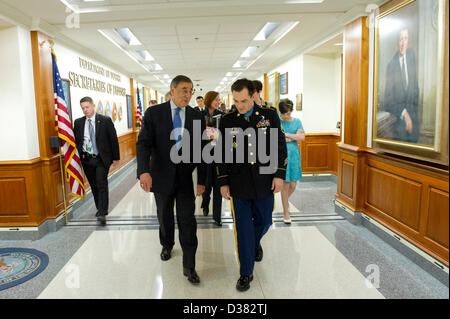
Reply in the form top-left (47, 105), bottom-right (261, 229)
top-left (139, 173), bottom-right (152, 192)
top-left (197, 184), bottom-right (205, 196)
top-left (403, 110), bottom-right (413, 134)
top-left (271, 177), bottom-right (284, 194)
top-left (220, 185), bottom-right (231, 200)
top-left (112, 160), bottom-right (120, 167)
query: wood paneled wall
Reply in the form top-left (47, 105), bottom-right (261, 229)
top-left (299, 133), bottom-right (340, 175)
top-left (0, 31), bottom-right (138, 228)
top-left (336, 145), bottom-right (449, 266)
top-left (0, 131), bottom-right (137, 227)
top-left (337, 14), bottom-right (449, 266)
top-left (343, 17), bottom-right (369, 147)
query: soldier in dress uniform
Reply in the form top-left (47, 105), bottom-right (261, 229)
top-left (217, 79), bottom-right (287, 291)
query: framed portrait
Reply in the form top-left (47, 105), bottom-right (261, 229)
top-left (296, 93), bottom-right (303, 111)
top-left (126, 94), bottom-right (132, 128)
top-left (267, 72), bottom-right (279, 109)
top-left (279, 72), bottom-right (288, 95)
top-left (61, 79), bottom-right (73, 125)
top-left (372, 0), bottom-right (448, 165)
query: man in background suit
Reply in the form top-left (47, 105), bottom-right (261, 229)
top-left (136, 75), bottom-right (206, 285)
top-left (384, 28), bottom-right (420, 143)
top-left (74, 96), bottom-right (120, 226)
top-left (194, 96), bottom-right (205, 113)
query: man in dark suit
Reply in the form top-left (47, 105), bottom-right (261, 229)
top-left (73, 96), bottom-right (120, 226)
top-left (194, 96), bottom-right (205, 113)
top-left (136, 75), bottom-right (206, 285)
top-left (384, 28), bottom-right (420, 143)
top-left (217, 79), bottom-right (287, 291)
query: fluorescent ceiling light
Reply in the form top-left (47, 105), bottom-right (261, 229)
top-left (254, 22), bottom-right (281, 41)
top-left (232, 61), bottom-right (241, 68)
top-left (334, 43), bottom-right (344, 46)
top-left (163, 74), bottom-right (170, 79)
top-left (114, 28), bottom-right (142, 46)
top-left (226, 72), bottom-right (233, 77)
top-left (98, 30), bottom-right (150, 72)
top-left (240, 46), bottom-right (258, 58)
top-left (137, 50), bottom-right (154, 61)
top-left (154, 64), bottom-right (163, 71)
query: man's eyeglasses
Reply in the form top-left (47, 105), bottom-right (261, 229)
top-left (180, 88), bottom-right (195, 95)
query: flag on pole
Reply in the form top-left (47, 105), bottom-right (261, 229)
top-left (136, 87), bottom-right (143, 127)
top-left (52, 51), bottom-right (85, 199)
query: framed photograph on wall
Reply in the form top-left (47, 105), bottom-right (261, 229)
top-left (61, 79), bottom-right (73, 125)
top-left (267, 72), bottom-right (279, 109)
top-left (372, 0), bottom-right (448, 165)
top-left (296, 93), bottom-right (303, 111)
top-left (126, 94), bottom-right (132, 128)
top-left (279, 72), bottom-right (288, 95)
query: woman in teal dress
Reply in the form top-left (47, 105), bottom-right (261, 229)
top-left (279, 99), bottom-right (305, 224)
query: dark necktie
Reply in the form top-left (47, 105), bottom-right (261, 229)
top-left (173, 107), bottom-right (182, 149)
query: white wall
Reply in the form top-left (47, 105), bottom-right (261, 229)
top-left (268, 54), bottom-right (303, 120)
top-left (263, 50), bottom-right (341, 134)
top-left (53, 42), bottom-right (131, 136)
top-left (0, 26), bottom-right (40, 161)
top-left (303, 54), bottom-right (341, 134)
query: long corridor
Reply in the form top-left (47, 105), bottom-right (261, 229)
top-left (0, 162), bottom-right (447, 299)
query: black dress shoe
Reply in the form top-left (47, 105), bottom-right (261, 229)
top-left (203, 208), bottom-right (209, 216)
top-left (160, 247), bottom-right (172, 261)
top-left (183, 268), bottom-right (200, 284)
top-left (97, 215), bottom-right (106, 226)
top-left (214, 220), bottom-right (222, 227)
top-left (236, 275), bottom-right (253, 291)
top-left (255, 245), bottom-right (263, 262)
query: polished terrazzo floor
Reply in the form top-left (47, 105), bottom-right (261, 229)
top-left (0, 163), bottom-right (448, 299)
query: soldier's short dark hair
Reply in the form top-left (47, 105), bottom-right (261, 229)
top-left (279, 99), bottom-right (294, 114)
top-left (196, 96), bottom-right (204, 100)
top-left (231, 78), bottom-right (255, 97)
top-left (252, 80), bottom-right (263, 93)
top-left (80, 96), bottom-right (93, 104)
top-left (170, 75), bottom-right (193, 88)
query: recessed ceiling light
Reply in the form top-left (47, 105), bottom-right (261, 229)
top-left (240, 46), bottom-right (258, 58)
top-left (137, 50), bottom-right (154, 61)
top-left (114, 28), bottom-right (142, 46)
top-left (254, 22), bottom-right (281, 41)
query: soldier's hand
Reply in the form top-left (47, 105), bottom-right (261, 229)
top-left (220, 185), bottom-right (231, 200)
top-left (139, 173), bottom-right (152, 192)
top-left (272, 177), bottom-right (284, 194)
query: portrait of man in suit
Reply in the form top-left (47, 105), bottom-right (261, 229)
top-left (73, 96), bottom-right (120, 226)
top-left (383, 27), bottom-right (420, 143)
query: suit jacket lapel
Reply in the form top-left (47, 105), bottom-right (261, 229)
top-left (80, 116), bottom-right (86, 143)
top-left (185, 106), bottom-right (193, 136)
top-left (164, 102), bottom-right (175, 148)
top-left (95, 113), bottom-right (101, 142)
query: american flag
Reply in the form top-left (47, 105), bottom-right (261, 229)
top-left (136, 87), bottom-right (143, 127)
top-left (52, 51), bottom-right (85, 199)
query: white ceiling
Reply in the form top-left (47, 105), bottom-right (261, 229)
top-left (0, 0), bottom-right (384, 93)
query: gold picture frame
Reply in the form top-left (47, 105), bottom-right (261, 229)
top-left (296, 93), bottom-right (303, 111)
top-left (372, 0), bottom-right (448, 165)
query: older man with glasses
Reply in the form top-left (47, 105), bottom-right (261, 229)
top-left (137, 75), bottom-right (206, 285)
